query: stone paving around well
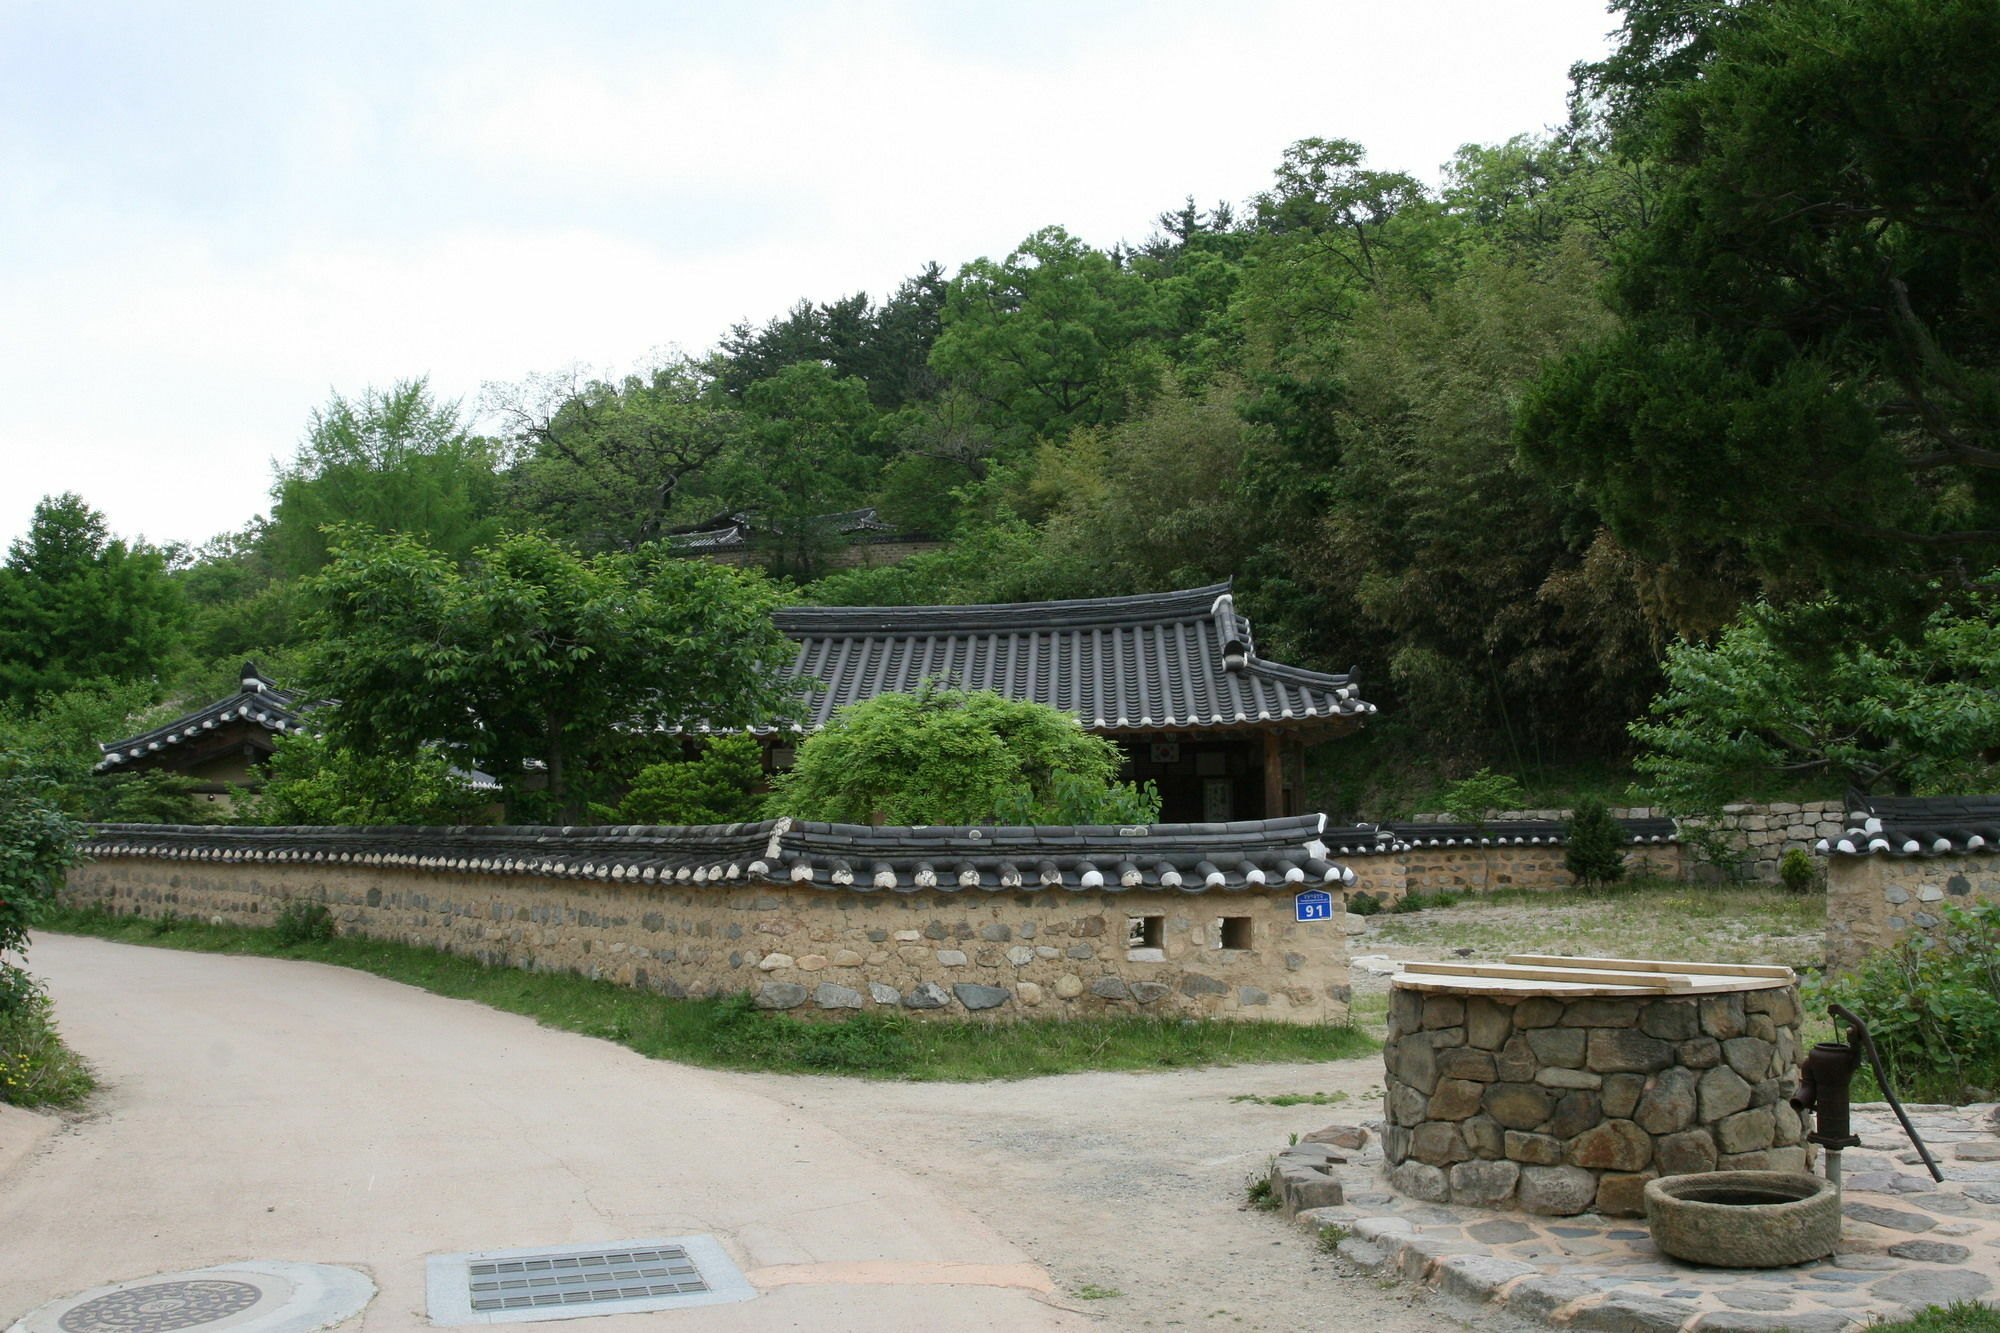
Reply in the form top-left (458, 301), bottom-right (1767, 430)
top-left (1271, 1103), bottom-right (2000, 1332)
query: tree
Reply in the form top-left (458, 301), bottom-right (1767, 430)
top-left (765, 685), bottom-right (1159, 827)
top-left (0, 767), bottom-right (83, 1012)
top-left (1563, 798), bottom-right (1629, 887)
top-left (241, 731), bottom-right (496, 827)
top-left (493, 359), bottom-right (750, 552)
top-left (1520, 0), bottom-right (2000, 613)
top-left (929, 227), bottom-right (1166, 441)
top-left (299, 528), bottom-right (802, 820)
top-left (0, 494), bottom-right (184, 708)
top-left (268, 380), bottom-right (503, 575)
top-left (1631, 596), bottom-right (2000, 811)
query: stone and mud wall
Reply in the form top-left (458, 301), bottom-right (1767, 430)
top-left (1342, 842), bottom-right (1684, 909)
top-left (63, 857), bottom-right (1351, 1023)
top-left (1379, 985), bottom-right (1806, 1217)
top-left (1825, 852), bottom-right (2000, 972)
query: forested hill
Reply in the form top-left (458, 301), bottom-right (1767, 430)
top-left (7, 0), bottom-right (1999, 817)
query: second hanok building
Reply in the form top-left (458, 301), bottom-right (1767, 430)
top-left (771, 582), bottom-right (1373, 823)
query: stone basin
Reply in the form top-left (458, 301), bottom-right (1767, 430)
top-left (1645, 1170), bottom-right (1840, 1267)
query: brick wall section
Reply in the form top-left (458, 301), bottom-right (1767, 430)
top-left (1824, 853), bottom-right (2000, 972)
top-left (63, 858), bottom-right (1350, 1024)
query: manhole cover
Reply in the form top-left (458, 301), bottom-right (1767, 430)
top-left (12, 1263), bottom-right (373, 1333)
top-left (427, 1236), bottom-right (756, 1324)
top-left (58, 1281), bottom-right (262, 1332)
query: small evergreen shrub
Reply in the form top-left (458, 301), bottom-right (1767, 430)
top-left (1345, 893), bottom-right (1381, 917)
top-left (1563, 798), bottom-right (1628, 887)
top-left (1779, 847), bottom-right (1819, 894)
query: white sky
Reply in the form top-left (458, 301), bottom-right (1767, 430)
top-left (0, 1), bottom-right (1617, 553)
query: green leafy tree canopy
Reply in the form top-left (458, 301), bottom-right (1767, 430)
top-left (766, 684), bottom-right (1160, 827)
top-left (299, 528), bottom-right (802, 820)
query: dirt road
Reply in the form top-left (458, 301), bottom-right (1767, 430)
top-left (4, 936), bottom-right (1523, 1331)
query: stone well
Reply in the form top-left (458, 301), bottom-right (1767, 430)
top-left (1381, 959), bottom-right (1807, 1218)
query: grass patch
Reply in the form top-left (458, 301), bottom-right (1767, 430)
top-left (0, 990), bottom-right (96, 1109)
top-left (1229, 1091), bottom-right (1349, 1107)
top-left (1364, 879), bottom-right (1822, 969)
top-left (1245, 1176), bottom-right (1277, 1211)
top-left (43, 906), bottom-right (1376, 1081)
top-left (1870, 1304), bottom-right (2000, 1333)
top-left (1073, 1284), bottom-right (1122, 1300)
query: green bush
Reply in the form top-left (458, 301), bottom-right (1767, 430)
top-left (1442, 768), bottom-right (1527, 825)
top-left (272, 900), bottom-right (336, 946)
top-left (1346, 892), bottom-right (1381, 917)
top-left (616, 733), bottom-right (765, 825)
top-left (1563, 798), bottom-right (1628, 887)
top-left (1820, 903), bottom-right (2000, 1103)
top-left (1778, 847), bottom-right (1819, 894)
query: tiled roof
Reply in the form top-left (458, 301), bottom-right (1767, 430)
top-left (768, 582), bottom-right (1375, 735)
top-left (85, 813), bottom-right (1357, 894)
top-left (96, 664), bottom-right (309, 772)
top-left (1818, 792), bottom-right (2000, 857)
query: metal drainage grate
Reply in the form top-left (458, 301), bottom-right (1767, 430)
top-left (428, 1235), bottom-right (757, 1324)
top-left (468, 1245), bottom-right (707, 1311)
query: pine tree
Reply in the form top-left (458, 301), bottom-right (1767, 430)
top-left (1564, 798), bottom-right (1628, 887)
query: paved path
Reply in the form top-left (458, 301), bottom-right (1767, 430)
top-left (0, 936), bottom-right (1086, 1331)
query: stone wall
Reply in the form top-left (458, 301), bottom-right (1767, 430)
top-left (1824, 853), bottom-right (2000, 972)
top-left (1341, 842), bottom-right (1684, 908)
top-left (1379, 984), bottom-right (1806, 1217)
top-left (1421, 802), bottom-right (1847, 884)
top-left (63, 858), bottom-right (1351, 1023)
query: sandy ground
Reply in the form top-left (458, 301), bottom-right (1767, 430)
top-left (0, 935), bottom-right (1547, 1333)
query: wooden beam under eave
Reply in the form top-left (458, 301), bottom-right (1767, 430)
top-left (1263, 730), bottom-right (1285, 818)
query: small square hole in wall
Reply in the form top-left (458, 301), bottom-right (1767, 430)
top-left (1126, 915), bottom-right (1164, 950)
top-left (1215, 916), bottom-right (1253, 950)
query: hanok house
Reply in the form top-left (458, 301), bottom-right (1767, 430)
top-left (94, 663), bottom-right (310, 807)
top-left (768, 583), bottom-right (1375, 823)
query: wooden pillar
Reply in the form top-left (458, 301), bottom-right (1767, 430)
top-left (1263, 730), bottom-right (1285, 819)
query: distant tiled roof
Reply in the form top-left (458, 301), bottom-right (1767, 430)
top-left (769, 582), bottom-right (1375, 735)
top-left (96, 664), bottom-right (310, 773)
top-left (666, 507), bottom-right (905, 552)
top-left (85, 813), bottom-right (1357, 894)
top-left (1818, 792), bottom-right (2000, 857)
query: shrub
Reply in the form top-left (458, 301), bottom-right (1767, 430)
top-left (617, 733), bottom-right (765, 825)
top-left (1820, 902), bottom-right (2000, 1103)
top-left (273, 900), bottom-right (336, 946)
top-left (1442, 768), bottom-right (1527, 825)
top-left (0, 990), bottom-right (95, 1108)
top-left (1564, 798), bottom-right (1628, 887)
top-left (1345, 892), bottom-right (1381, 917)
top-left (1778, 847), bottom-right (1820, 894)
top-left (0, 765), bottom-right (84, 1011)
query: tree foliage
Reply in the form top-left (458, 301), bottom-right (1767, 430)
top-left (242, 730), bottom-right (497, 827)
top-left (299, 529), bottom-right (802, 820)
top-left (766, 685), bottom-right (1159, 827)
top-left (268, 380), bottom-right (502, 576)
top-left (614, 732), bottom-right (765, 826)
top-left (0, 495), bottom-right (184, 709)
top-left (0, 767), bottom-right (83, 1011)
top-left (1632, 596), bottom-right (2000, 811)
top-left (1522, 0), bottom-right (2000, 613)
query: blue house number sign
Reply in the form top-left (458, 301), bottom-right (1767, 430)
top-left (1294, 889), bottom-right (1334, 922)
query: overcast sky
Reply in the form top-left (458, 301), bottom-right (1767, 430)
top-left (1, 1), bottom-right (1617, 553)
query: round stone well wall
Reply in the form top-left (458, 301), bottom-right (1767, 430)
top-left (1381, 980), bottom-right (1806, 1217)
